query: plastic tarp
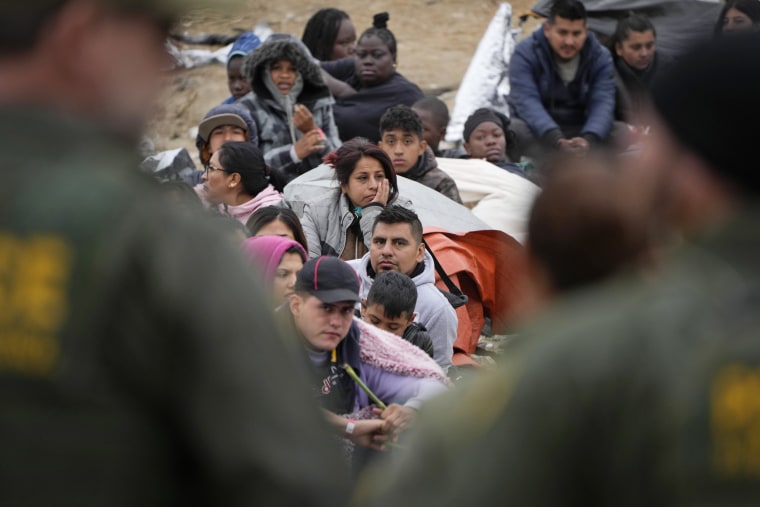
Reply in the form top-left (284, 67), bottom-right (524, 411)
top-left (530, 0), bottom-right (722, 57)
top-left (446, 3), bottom-right (516, 143)
top-left (437, 158), bottom-right (541, 244)
top-left (424, 227), bottom-right (525, 366)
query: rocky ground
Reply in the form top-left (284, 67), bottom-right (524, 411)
top-left (148, 0), bottom-right (540, 161)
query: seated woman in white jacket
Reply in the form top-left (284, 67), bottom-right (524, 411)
top-left (300, 137), bottom-right (410, 260)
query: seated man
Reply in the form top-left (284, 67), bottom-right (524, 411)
top-left (612, 13), bottom-right (672, 125)
top-left (412, 96), bottom-right (464, 158)
top-left (287, 256), bottom-right (448, 449)
top-left (378, 105), bottom-right (462, 204)
top-left (508, 0), bottom-right (617, 156)
top-left (361, 271), bottom-right (435, 359)
top-left (349, 206), bottom-right (458, 372)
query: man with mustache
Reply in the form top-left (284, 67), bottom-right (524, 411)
top-left (508, 0), bottom-right (617, 157)
top-left (349, 206), bottom-right (458, 373)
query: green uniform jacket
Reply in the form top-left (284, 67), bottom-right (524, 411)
top-left (355, 209), bottom-right (760, 506)
top-left (0, 108), bottom-right (348, 507)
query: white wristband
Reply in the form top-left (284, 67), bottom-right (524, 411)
top-left (344, 418), bottom-right (356, 435)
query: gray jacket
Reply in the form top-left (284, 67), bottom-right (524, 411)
top-left (301, 192), bottom-right (413, 260)
top-left (241, 39), bottom-right (341, 191)
top-left (349, 250), bottom-right (457, 373)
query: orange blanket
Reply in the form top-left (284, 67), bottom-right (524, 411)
top-left (423, 227), bottom-right (526, 367)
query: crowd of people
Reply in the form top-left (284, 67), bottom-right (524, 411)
top-left (1, 0), bottom-right (760, 504)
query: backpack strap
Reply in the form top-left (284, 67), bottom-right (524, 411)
top-left (422, 238), bottom-right (467, 302)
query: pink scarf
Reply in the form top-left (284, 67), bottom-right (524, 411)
top-left (223, 184), bottom-right (283, 225)
top-left (354, 318), bottom-right (450, 385)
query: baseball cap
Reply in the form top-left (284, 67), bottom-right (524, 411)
top-left (198, 113), bottom-right (248, 142)
top-left (295, 257), bottom-right (361, 304)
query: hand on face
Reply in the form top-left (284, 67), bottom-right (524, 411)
top-left (371, 178), bottom-right (390, 206)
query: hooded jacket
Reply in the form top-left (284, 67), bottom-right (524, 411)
top-left (404, 147), bottom-right (462, 204)
top-left (349, 250), bottom-right (457, 373)
top-left (508, 26), bottom-right (616, 143)
top-left (300, 191), bottom-right (413, 261)
top-left (240, 39), bottom-right (341, 191)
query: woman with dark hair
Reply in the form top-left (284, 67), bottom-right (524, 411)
top-left (321, 13), bottom-right (424, 143)
top-left (241, 235), bottom-right (307, 308)
top-left (200, 141), bottom-right (283, 224)
top-left (715, 0), bottom-right (760, 34)
top-left (302, 8), bottom-right (356, 61)
top-left (462, 108), bottom-right (526, 178)
top-left (246, 206), bottom-right (308, 252)
top-left (300, 137), bottom-right (411, 260)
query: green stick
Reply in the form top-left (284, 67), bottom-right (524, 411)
top-left (342, 363), bottom-right (387, 410)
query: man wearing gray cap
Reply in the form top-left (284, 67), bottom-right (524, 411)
top-left (0, 1), bottom-right (347, 506)
top-left (354, 34), bottom-right (760, 506)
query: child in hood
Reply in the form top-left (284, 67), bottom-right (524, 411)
top-left (239, 36), bottom-right (341, 191)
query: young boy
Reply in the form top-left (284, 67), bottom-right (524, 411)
top-left (222, 32), bottom-right (261, 104)
top-left (378, 105), bottom-right (462, 204)
top-left (361, 271), bottom-right (435, 359)
top-left (412, 96), bottom-right (464, 158)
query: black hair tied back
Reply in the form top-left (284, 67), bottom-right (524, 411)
top-left (373, 12), bottom-right (389, 29)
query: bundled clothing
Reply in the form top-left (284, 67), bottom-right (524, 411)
top-left (349, 251), bottom-right (458, 373)
top-left (301, 191), bottom-right (413, 260)
top-left (404, 147), bottom-right (462, 204)
top-left (194, 183), bottom-right (283, 225)
top-left (307, 317), bottom-right (448, 416)
top-left (219, 185), bottom-right (283, 224)
top-left (322, 58), bottom-right (424, 143)
top-left (240, 39), bottom-right (341, 191)
top-left (615, 52), bottom-right (673, 123)
top-left (508, 26), bottom-right (616, 144)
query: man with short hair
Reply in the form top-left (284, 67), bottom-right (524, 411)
top-left (288, 256), bottom-right (447, 445)
top-left (349, 206), bottom-right (458, 372)
top-left (378, 104), bottom-right (462, 203)
top-left (508, 0), bottom-right (617, 156)
top-left (0, 1), bottom-right (346, 504)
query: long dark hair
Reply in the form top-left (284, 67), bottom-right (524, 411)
top-left (302, 8), bottom-right (350, 61)
top-left (715, 0), bottom-right (760, 34)
top-left (217, 142), bottom-right (270, 197)
top-left (324, 137), bottom-right (398, 204)
top-left (246, 206), bottom-right (308, 252)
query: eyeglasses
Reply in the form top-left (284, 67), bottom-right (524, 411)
top-left (204, 164), bottom-right (227, 176)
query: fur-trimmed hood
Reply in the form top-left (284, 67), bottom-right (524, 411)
top-left (243, 38), bottom-right (330, 104)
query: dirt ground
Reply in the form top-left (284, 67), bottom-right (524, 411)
top-left (148, 0), bottom-right (540, 161)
